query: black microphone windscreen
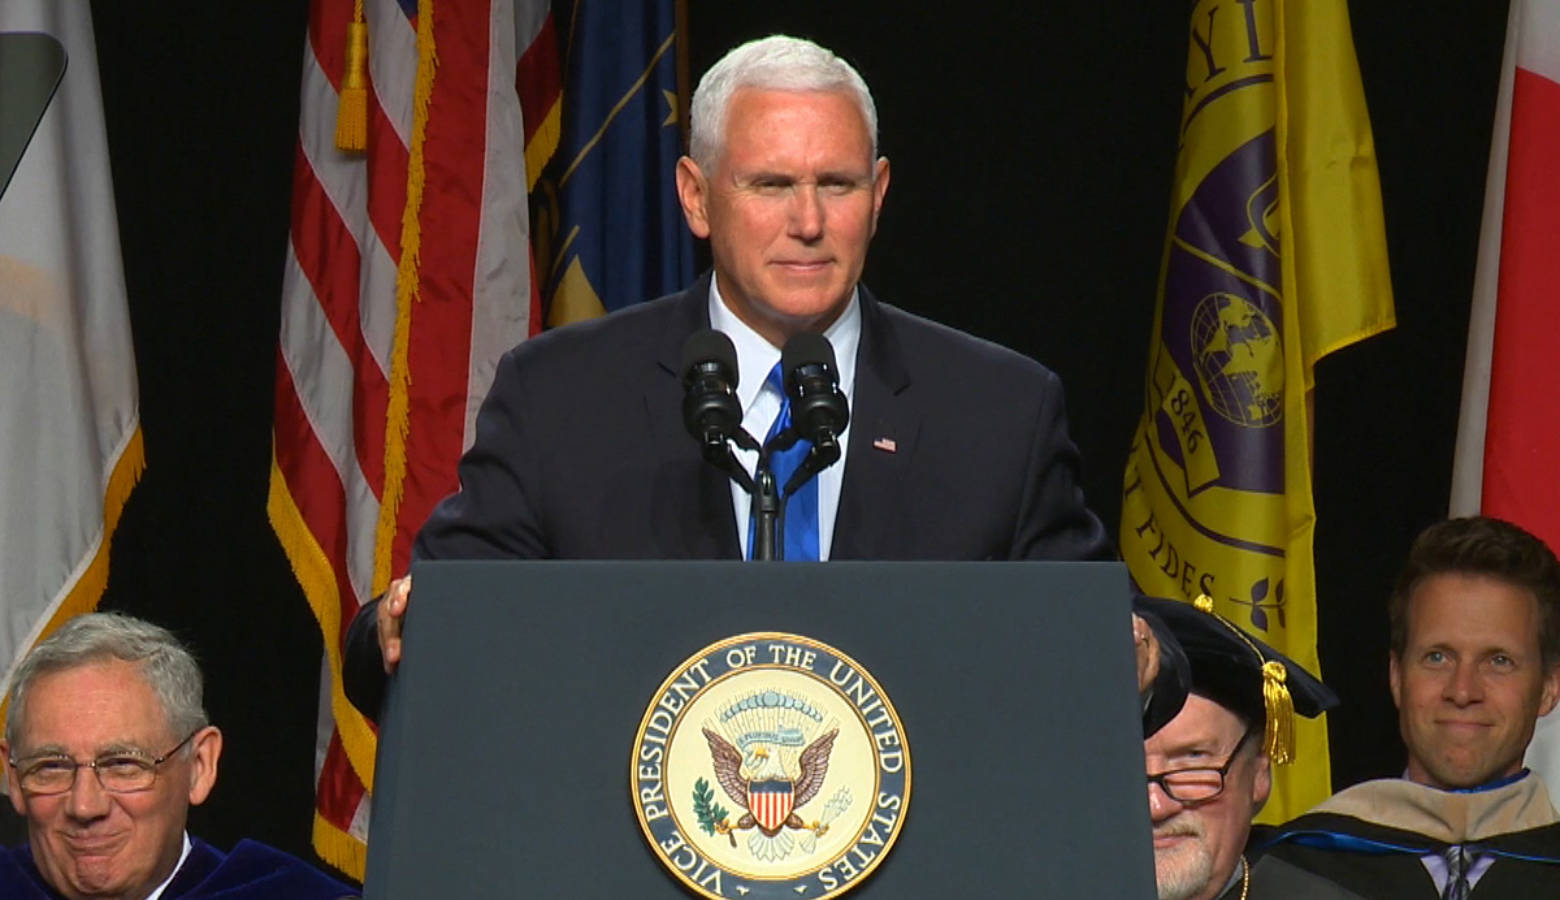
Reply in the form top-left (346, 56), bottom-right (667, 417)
top-left (781, 332), bottom-right (837, 376)
top-left (680, 329), bottom-right (739, 386)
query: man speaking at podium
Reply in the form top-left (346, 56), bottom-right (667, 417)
top-left (344, 35), bottom-right (1112, 717)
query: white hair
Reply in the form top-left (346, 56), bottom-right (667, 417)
top-left (689, 35), bottom-right (878, 171)
top-left (5, 612), bottom-right (208, 750)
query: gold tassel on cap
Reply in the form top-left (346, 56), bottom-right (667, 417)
top-left (335, 5), bottom-right (369, 151)
top-left (1262, 659), bottom-right (1296, 765)
top-left (1193, 593), bottom-right (1298, 766)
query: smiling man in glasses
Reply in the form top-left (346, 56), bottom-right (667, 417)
top-left (0, 613), bottom-right (354, 900)
top-left (1139, 595), bottom-right (1338, 900)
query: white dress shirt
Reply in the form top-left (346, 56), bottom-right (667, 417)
top-left (144, 832), bottom-right (192, 900)
top-left (708, 280), bottom-right (859, 560)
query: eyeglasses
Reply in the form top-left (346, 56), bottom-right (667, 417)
top-left (1146, 729), bottom-right (1253, 804)
top-left (7, 730), bottom-right (200, 796)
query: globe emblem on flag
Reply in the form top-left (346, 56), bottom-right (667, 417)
top-left (1189, 292), bottom-right (1284, 427)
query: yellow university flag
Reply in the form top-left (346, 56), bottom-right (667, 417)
top-left (1121, 0), bottom-right (1395, 821)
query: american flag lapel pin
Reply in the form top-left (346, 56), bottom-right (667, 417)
top-left (872, 436), bottom-right (897, 454)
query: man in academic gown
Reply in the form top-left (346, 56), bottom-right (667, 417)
top-left (1251, 517), bottom-right (1560, 897)
top-left (1140, 595), bottom-right (1338, 900)
top-left (0, 613), bottom-right (355, 900)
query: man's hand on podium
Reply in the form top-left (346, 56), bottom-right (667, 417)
top-left (378, 575), bottom-right (412, 675)
top-left (369, 577), bottom-right (1163, 694)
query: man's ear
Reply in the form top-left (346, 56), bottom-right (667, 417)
top-left (1389, 653), bottom-right (1404, 711)
top-left (1250, 751), bottom-right (1272, 813)
top-left (1539, 663), bottom-right (1560, 719)
top-left (869, 156), bottom-right (890, 237)
top-left (0, 741), bottom-right (23, 816)
top-left (186, 726), bottom-right (222, 807)
top-left (675, 156), bottom-right (712, 239)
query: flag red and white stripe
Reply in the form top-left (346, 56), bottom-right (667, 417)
top-left (1449, 0), bottom-right (1560, 796)
top-left (270, 0), bottom-right (551, 877)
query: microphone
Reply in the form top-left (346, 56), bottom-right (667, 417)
top-left (681, 329), bottom-right (741, 444)
top-left (680, 330), bottom-right (756, 491)
top-left (778, 333), bottom-right (850, 499)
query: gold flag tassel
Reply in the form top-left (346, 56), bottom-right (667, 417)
top-left (335, 5), bottom-right (369, 151)
top-left (1262, 660), bottom-right (1296, 766)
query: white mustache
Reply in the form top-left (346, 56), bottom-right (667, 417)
top-left (1154, 819), bottom-right (1205, 841)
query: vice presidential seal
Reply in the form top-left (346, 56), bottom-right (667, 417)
top-left (631, 633), bottom-right (910, 899)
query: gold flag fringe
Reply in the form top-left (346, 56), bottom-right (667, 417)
top-left (372, 0), bottom-right (437, 596)
top-left (0, 426), bottom-right (146, 731)
top-left (313, 810), bottom-right (368, 884)
top-left (266, 452), bottom-right (379, 788)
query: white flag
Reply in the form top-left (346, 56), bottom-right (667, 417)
top-left (0, 2), bottom-right (143, 694)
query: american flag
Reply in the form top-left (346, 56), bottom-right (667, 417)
top-left (269, 0), bottom-right (556, 877)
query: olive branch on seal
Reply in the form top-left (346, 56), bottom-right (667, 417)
top-left (692, 777), bottom-right (730, 839)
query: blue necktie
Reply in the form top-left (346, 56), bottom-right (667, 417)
top-left (748, 363), bottom-right (819, 560)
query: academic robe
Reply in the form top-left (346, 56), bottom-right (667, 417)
top-left (1249, 773), bottom-right (1560, 898)
top-left (0, 837), bottom-right (358, 899)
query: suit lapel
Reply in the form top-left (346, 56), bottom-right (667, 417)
top-left (833, 287), bottom-right (919, 559)
top-left (646, 275), bottom-right (742, 559)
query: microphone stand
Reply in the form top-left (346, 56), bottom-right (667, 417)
top-left (780, 436), bottom-right (840, 500)
top-left (750, 462), bottom-right (781, 561)
top-left (757, 425), bottom-right (838, 562)
top-left (698, 423), bottom-right (829, 563)
top-left (701, 426), bottom-right (782, 561)
top-left (700, 429), bottom-right (758, 494)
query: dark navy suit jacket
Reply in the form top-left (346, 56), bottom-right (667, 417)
top-left (344, 276), bottom-right (1109, 712)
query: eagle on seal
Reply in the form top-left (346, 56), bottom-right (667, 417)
top-left (702, 727), bottom-right (838, 838)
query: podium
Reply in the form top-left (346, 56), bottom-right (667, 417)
top-left (365, 560), bottom-right (1156, 897)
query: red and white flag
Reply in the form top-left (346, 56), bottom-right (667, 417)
top-left (269, 0), bottom-right (557, 877)
top-left (1449, 0), bottom-right (1560, 794)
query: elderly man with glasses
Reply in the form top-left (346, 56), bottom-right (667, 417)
top-left (0, 613), bottom-right (355, 900)
top-left (1139, 595), bottom-right (1338, 900)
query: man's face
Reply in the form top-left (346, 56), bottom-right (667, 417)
top-left (2, 659), bottom-right (220, 900)
top-left (676, 87), bottom-right (890, 347)
top-left (1145, 694), bottom-right (1269, 900)
top-left (1390, 572), bottom-right (1560, 789)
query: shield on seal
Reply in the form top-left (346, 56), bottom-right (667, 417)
top-left (748, 779), bottom-right (794, 831)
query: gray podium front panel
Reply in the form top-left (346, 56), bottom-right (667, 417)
top-left (367, 561), bottom-right (1156, 898)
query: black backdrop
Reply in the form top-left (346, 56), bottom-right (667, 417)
top-left (12, 0), bottom-right (1503, 872)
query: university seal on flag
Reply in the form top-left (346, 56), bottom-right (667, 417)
top-left (631, 633), bottom-right (910, 899)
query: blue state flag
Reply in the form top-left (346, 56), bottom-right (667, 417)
top-left (535, 0), bottom-right (694, 324)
